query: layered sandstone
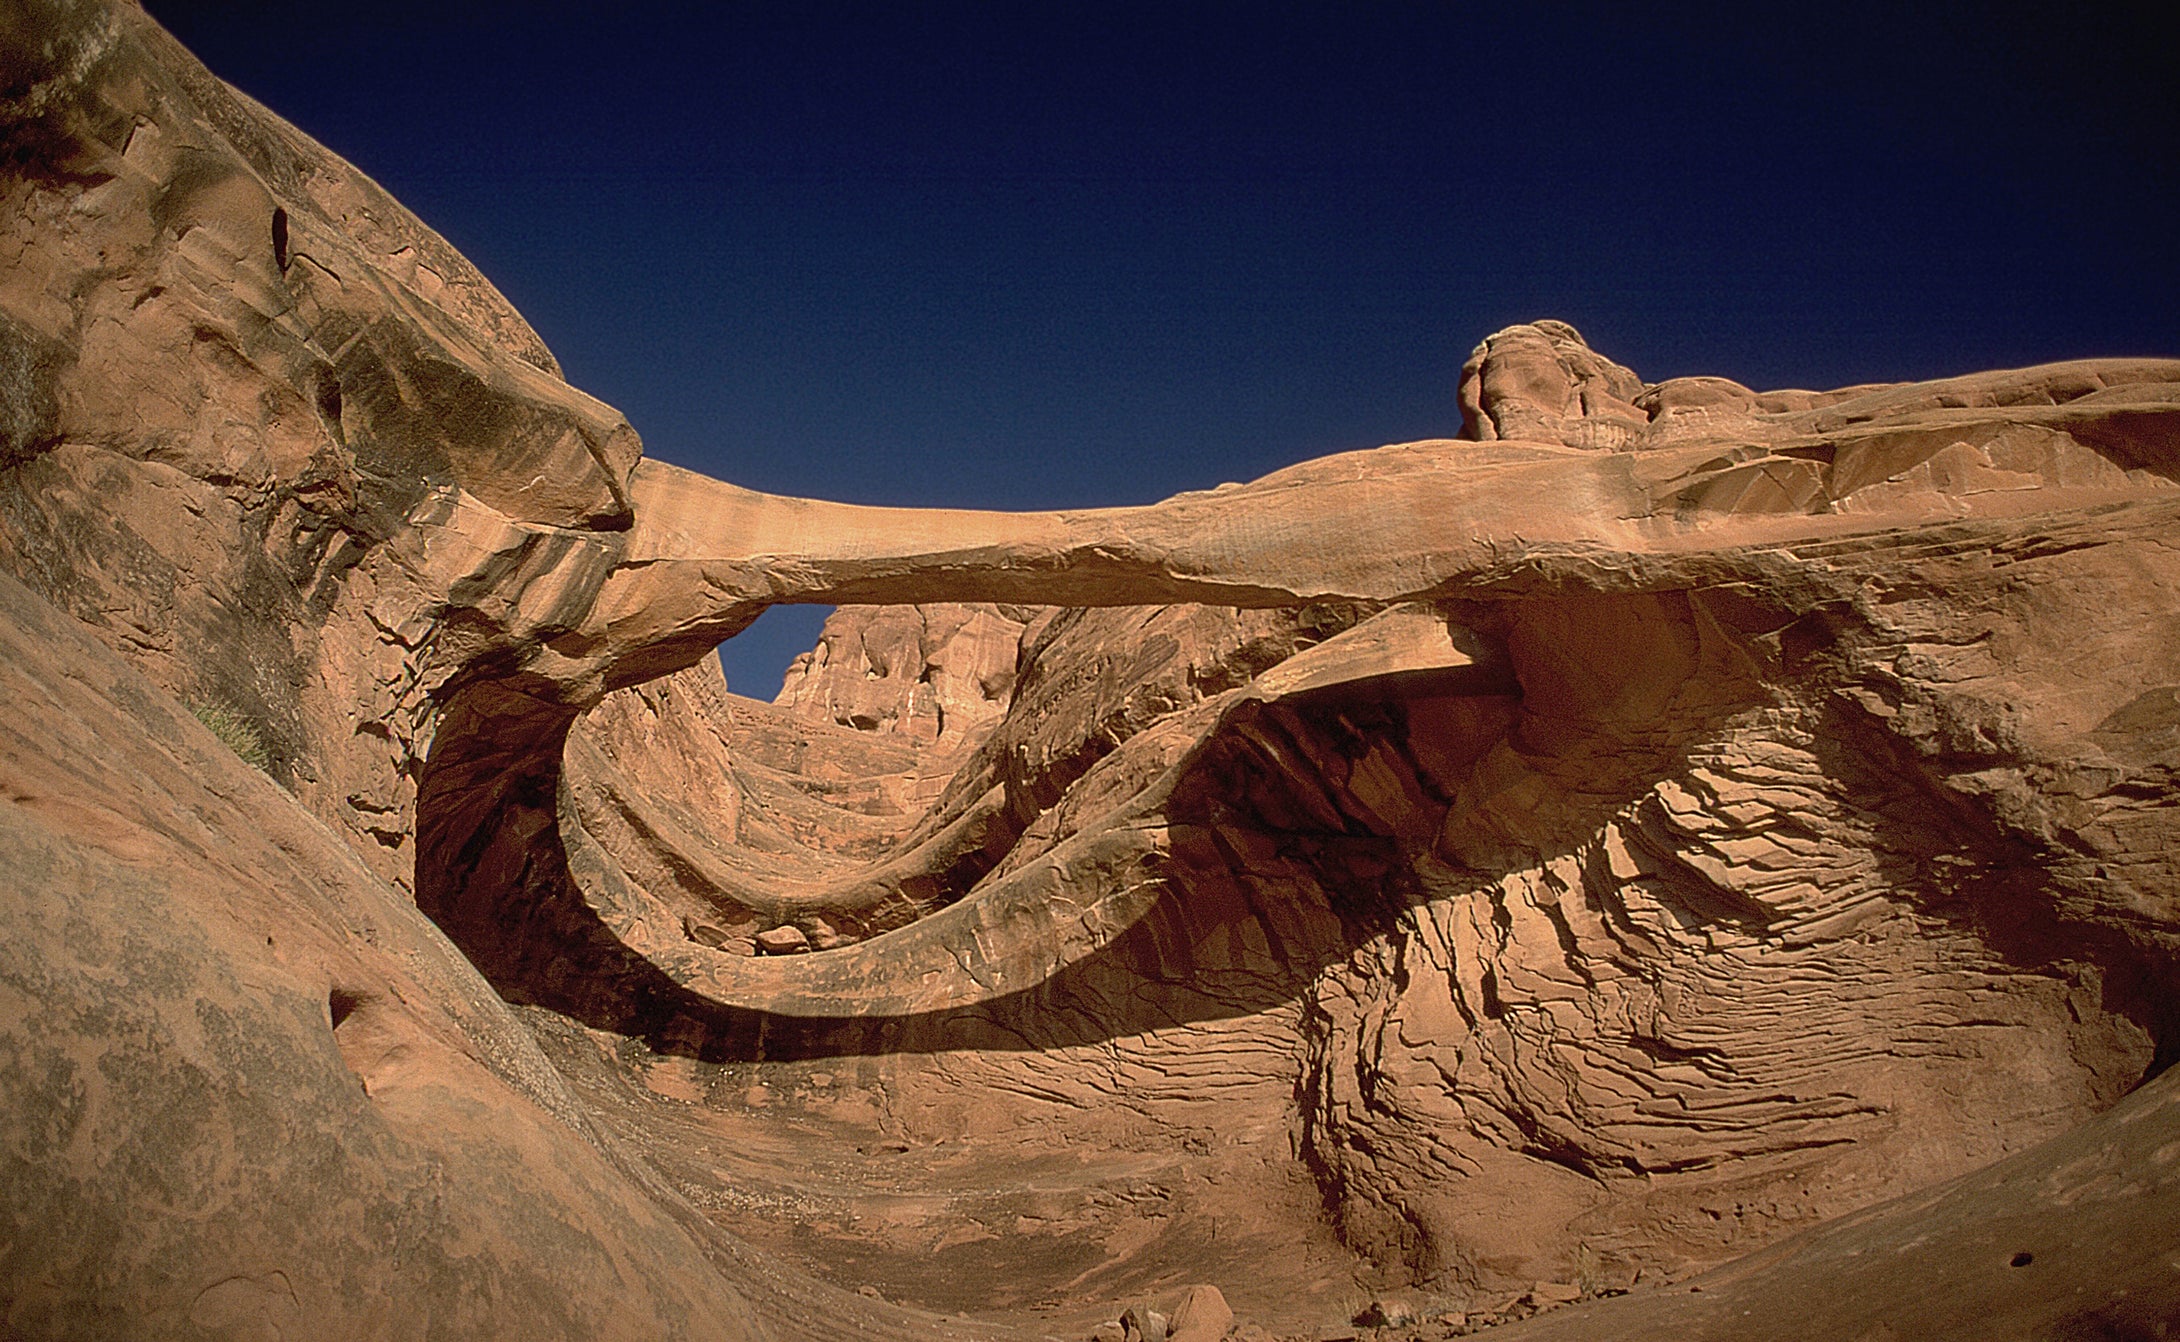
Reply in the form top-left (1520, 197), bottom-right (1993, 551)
top-left (4, 3), bottom-right (2180, 1339)
top-left (777, 603), bottom-right (1035, 750)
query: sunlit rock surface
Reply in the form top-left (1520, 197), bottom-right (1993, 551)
top-left (777, 604), bottom-right (1034, 750)
top-left (4, 3), bottom-right (2180, 1338)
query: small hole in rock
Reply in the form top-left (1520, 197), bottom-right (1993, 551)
top-left (328, 987), bottom-right (362, 1030)
top-left (2010, 1251), bottom-right (2034, 1268)
top-left (272, 207), bottom-right (288, 270)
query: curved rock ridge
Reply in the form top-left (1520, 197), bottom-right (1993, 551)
top-left (5, 3), bottom-right (2180, 1338)
top-left (578, 603), bottom-right (1493, 1015)
top-left (553, 518), bottom-right (2179, 1309)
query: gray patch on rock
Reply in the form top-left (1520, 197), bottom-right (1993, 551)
top-left (0, 315), bottom-right (67, 471)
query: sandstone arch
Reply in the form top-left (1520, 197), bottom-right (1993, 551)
top-left (404, 336), bottom-right (2180, 1316)
top-left (7, 4), bottom-right (2180, 1336)
top-left (411, 346), bottom-right (2180, 1023)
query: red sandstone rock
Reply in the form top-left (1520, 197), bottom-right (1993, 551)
top-left (3, 3), bottom-right (2180, 1340)
top-left (0, 568), bottom-right (780, 1340)
top-left (755, 925), bottom-right (811, 955)
top-left (1457, 318), bottom-right (1649, 446)
top-left (777, 603), bottom-right (1034, 752)
top-left (1167, 1284), bottom-right (1235, 1342)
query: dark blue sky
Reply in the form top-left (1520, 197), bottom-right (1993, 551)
top-left (149, 2), bottom-right (2178, 695)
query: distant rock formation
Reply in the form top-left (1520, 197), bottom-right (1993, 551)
top-left (4, 2), bottom-right (2180, 1339)
top-left (776, 602), bottom-right (1036, 752)
top-left (1458, 317), bottom-right (1652, 446)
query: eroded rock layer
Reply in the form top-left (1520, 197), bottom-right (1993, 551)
top-left (777, 603), bottom-right (1036, 752)
top-left (563, 562), bottom-right (2177, 1312)
top-left (4, 3), bottom-right (2179, 1339)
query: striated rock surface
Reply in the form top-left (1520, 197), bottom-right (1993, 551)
top-left (1379, 1060), bottom-right (2180, 1340)
top-left (4, 3), bottom-right (2180, 1339)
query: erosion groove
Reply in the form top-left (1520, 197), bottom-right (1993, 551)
top-left (2, 4), bottom-right (2178, 1340)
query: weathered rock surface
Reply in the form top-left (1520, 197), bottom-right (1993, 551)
top-left (420, 328), bottom-right (2180, 1325)
top-left (1167, 1284), bottom-right (1234, 1342)
top-left (0, 567), bottom-right (823, 1341)
top-left (4, 2), bottom-right (2180, 1339)
top-left (777, 603), bottom-right (1036, 754)
top-left (1391, 1058), bottom-right (2180, 1341)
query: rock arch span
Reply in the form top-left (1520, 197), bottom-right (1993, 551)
top-left (7, 4), bottom-right (2180, 1330)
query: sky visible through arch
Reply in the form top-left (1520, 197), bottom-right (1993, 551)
top-left (149, 1), bottom-right (2180, 697)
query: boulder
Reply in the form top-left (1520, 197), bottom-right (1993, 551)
top-left (1168, 1284), bottom-right (1235, 1342)
top-left (754, 925), bottom-right (811, 955)
top-left (1356, 1297), bottom-right (1417, 1327)
top-left (1121, 1303), bottom-right (1170, 1340)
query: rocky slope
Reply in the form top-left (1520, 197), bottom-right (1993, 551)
top-left (4, 3), bottom-right (2180, 1339)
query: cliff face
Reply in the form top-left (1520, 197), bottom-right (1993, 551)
top-left (0, 0), bottom-right (641, 905)
top-left (5, 4), bottom-right (2180, 1340)
top-left (777, 604), bottom-right (1035, 750)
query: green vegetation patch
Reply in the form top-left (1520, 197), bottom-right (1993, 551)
top-left (188, 700), bottom-right (273, 773)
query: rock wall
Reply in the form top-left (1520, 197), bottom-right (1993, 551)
top-left (6, 3), bottom-right (2180, 1338)
top-left (0, 567), bottom-right (796, 1342)
top-left (776, 603), bottom-right (1037, 753)
top-left (0, 0), bottom-right (643, 901)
